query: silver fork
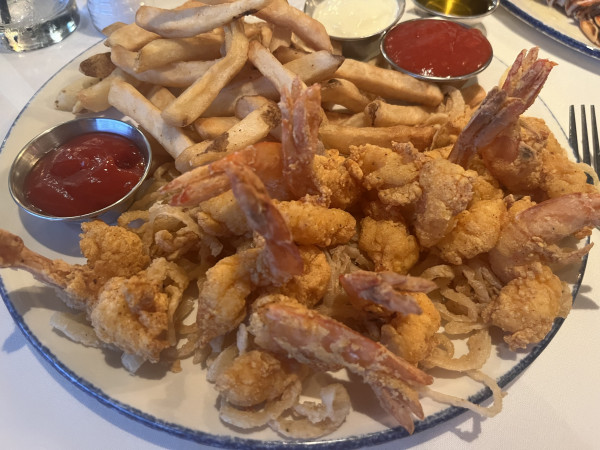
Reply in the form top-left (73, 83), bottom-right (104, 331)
top-left (569, 105), bottom-right (600, 175)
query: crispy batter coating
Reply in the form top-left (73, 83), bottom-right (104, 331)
top-left (358, 217), bottom-right (419, 274)
top-left (482, 264), bottom-right (569, 350)
top-left (80, 221), bottom-right (150, 278)
top-left (436, 198), bottom-right (507, 265)
top-left (215, 350), bottom-right (297, 407)
top-left (381, 293), bottom-right (441, 365)
top-left (91, 258), bottom-right (189, 362)
top-left (414, 159), bottom-right (476, 248)
top-left (275, 200), bottom-right (356, 247)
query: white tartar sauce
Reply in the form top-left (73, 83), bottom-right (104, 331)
top-left (312, 0), bottom-right (399, 38)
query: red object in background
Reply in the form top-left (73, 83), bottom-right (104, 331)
top-left (383, 19), bottom-right (493, 78)
top-left (25, 132), bottom-right (145, 217)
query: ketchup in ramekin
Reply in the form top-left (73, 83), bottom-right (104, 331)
top-left (24, 132), bottom-right (146, 217)
top-left (382, 19), bottom-right (493, 80)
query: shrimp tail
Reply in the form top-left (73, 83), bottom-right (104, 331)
top-left (279, 78), bottom-right (323, 198)
top-left (0, 229), bottom-right (69, 289)
top-left (448, 47), bottom-right (556, 168)
top-left (223, 161), bottom-right (303, 280)
top-left (248, 297), bottom-right (432, 433)
top-left (340, 270), bottom-right (436, 315)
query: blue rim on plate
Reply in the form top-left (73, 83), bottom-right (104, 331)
top-left (0, 43), bottom-right (591, 448)
top-left (502, 0), bottom-right (600, 60)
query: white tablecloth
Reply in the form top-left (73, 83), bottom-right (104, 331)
top-left (1, 2), bottom-right (599, 449)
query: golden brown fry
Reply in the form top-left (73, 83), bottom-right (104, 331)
top-left (202, 50), bottom-right (344, 117)
top-left (162, 20), bottom-right (250, 127)
top-left (76, 68), bottom-right (141, 113)
top-left (111, 44), bottom-right (218, 88)
top-left (319, 123), bottom-right (436, 153)
top-left (134, 34), bottom-right (224, 73)
top-left (235, 95), bottom-right (283, 140)
top-left (79, 52), bottom-right (116, 78)
top-left (247, 40), bottom-right (302, 95)
top-left (365, 100), bottom-right (443, 127)
top-left (335, 59), bottom-right (444, 106)
top-left (108, 79), bottom-right (195, 158)
top-left (101, 21), bottom-right (127, 37)
top-left (320, 78), bottom-right (372, 113)
top-left (460, 83), bottom-right (487, 108)
top-left (135, 0), bottom-right (272, 38)
top-left (255, 0), bottom-right (332, 52)
top-left (146, 85), bottom-right (177, 110)
top-left (193, 116), bottom-right (240, 140)
top-left (176, 98), bottom-right (281, 170)
top-left (105, 23), bottom-right (159, 51)
top-left (269, 24), bottom-right (292, 52)
top-left (272, 46), bottom-right (307, 64)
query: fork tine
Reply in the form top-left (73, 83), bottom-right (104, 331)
top-left (580, 105), bottom-right (591, 166)
top-left (569, 105), bottom-right (580, 162)
top-left (591, 105), bottom-right (599, 175)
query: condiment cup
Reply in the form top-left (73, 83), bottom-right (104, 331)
top-left (9, 117), bottom-right (152, 223)
top-left (380, 18), bottom-right (494, 84)
top-left (413, 0), bottom-right (499, 25)
top-left (304, 0), bottom-right (406, 61)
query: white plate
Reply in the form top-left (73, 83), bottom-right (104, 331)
top-left (0, 43), bottom-right (586, 448)
top-left (502, 0), bottom-right (600, 60)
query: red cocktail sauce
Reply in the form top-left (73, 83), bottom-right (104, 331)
top-left (383, 19), bottom-right (492, 78)
top-left (24, 132), bottom-right (146, 217)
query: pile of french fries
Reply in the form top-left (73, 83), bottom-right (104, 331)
top-left (56, 0), bottom-right (464, 176)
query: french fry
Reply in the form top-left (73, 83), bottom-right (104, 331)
top-left (55, 77), bottom-right (100, 112)
top-left (111, 44), bottom-right (219, 88)
top-left (460, 83), bottom-right (487, 108)
top-left (101, 21), bottom-right (127, 37)
top-left (319, 123), bottom-right (437, 153)
top-left (255, 0), bottom-right (332, 52)
top-left (365, 100), bottom-right (446, 127)
top-left (135, 0), bottom-right (272, 38)
top-left (105, 23), bottom-right (159, 51)
top-left (146, 85), bottom-right (177, 110)
top-left (247, 40), bottom-right (302, 95)
top-left (320, 78), bottom-right (372, 113)
top-left (334, 59), bottom-right (444, 107)
top-left (268, 24), bottom-right (291, 52)
top-left (202, 50), bottom-right (344, 117)
top-left (235, 95), bottom-right (282, 140)
top-left (193, 116), bottom-right (240, 140)
top-left (272, 45), bottom-right (307, 64)
top-left (79, 52), bottom-right (116, 78)
top-left (176, 98), bottom-right (281, 170)
top-left (324, 111), bottom-right (369, 128)
top-left (134, 34), bottom-right (224, 73)
top-left (108, 79), bottom-right (195, 158)
top-left (162, 20), bottom-right (250, 127)
top-left (76, 68), bottom-right (141, 113)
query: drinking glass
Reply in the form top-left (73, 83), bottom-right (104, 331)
top-left (87, 0), bottom-right (144, 33)
top-left (0, 0), bottom-right (80, 52)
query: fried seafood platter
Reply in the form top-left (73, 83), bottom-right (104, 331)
top-left (1, 0), bottom-right (600, 446)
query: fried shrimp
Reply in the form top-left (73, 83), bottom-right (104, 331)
top-left (358, 216), bottom-right (420, 274)
top-left (196, 160), bottom-right (303, 347)
top-left (489, 192), bottom-right (600, 283)
top-left (249, 295), bottom-right (433, 434)
top-left (381, 293), bottom-right (442, 365)
top-left (482, 264), bottom-right (569, 350)
top-left (91, 257), bottom-right (189, 362)
top-left (414, 158), bottom-right (476, 248)
top-left (0, 223), bottom-right (150, 311)
top-left (215, 349), bottom-right (300, 407)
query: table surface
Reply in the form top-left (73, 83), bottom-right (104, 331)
top-left (1, 1), bottom-right (599, 449)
